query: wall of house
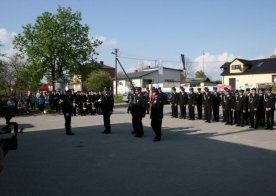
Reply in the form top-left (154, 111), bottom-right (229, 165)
top-left (223, 73), bottom-right (276, 88)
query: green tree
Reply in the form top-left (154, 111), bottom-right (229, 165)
top-left (270, 54), bottom-right (276, 58)
top-left (83, 70), bottom-right (113, 92)
top-left (13, 6), bottom-right (102, 91)
top-left (195, 70), bottom-right (207, 78)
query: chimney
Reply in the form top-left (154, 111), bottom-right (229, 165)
top-left (100, 61), bottom-right (104, 65)
top-left (135, 70), bottom-right (138, 72)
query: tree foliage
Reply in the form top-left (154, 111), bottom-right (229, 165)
top-left (195, 70), bottom-right (207, 78)
top-left (13, 6), bottom-right (102, 91)
top-left (83, 71), bottom-right (113, 92)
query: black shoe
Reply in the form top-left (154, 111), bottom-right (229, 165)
top-left (153, 137), bottom-right (161, 142)
top-left (249, 126), bottom-right (254, 128)
top-left (131, 131), bottom-right (136, 135)
top-left (236, 124), bottom-right (240, 126)
top-left (134, 134), bottom-right (143, 138)
top-left (66, 132), bottom-right (75, 135)
top-left (270, 128), bottom-right (273, 130)
top-left (102, 131), bottom-right (111, 134)
top-left (265, 127), bottom-right (270, 130)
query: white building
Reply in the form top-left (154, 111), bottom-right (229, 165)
top-left (114, 67), bottom-right (182, 95)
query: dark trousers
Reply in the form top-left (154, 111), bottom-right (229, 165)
top-left (197, 104), bottom-right (202, 119)
top-left (212, 105), bottom-right (220, 121)
top-left (179, 105), bottom-right (186, 118)
top-left (225, 110), bottom-right (233, 125)
top-left (222, 108), bottom-right (226, 122)
top-left (188, 105), bottom-right (195, 120)
top-left (236, 111), bottom-right (244, 126)
top-left (171, 104), bottom-right (178, 117)
top-left (103, 113), bottom-right (111, 132)
top-left (132, 116), bottom-right (144, 136)
top-left (151, 118), bottom-right (162, 139)
top-left (204, 105), bottom-right (212, 122)
top-left (265, 110), bottom-right (274, 129)
top-left (258, 110), bottom-right (265, 127)
top-left (249, 110), bottom-right (258, 128)
top-left (63, 112), bottom-right (72, 132)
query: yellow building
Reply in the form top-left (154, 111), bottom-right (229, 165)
top-left (221, 58), bottom-right (276, 89)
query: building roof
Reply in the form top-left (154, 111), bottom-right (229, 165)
top-left (117, 70), bottom-right (157, 80)
top-left (117, 67), bottom-right (182, 80)
top-left (221, 58), bottom-right (276, 76)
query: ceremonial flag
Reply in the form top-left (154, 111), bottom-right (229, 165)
top-left (181, 54), bottom-right (186, 70)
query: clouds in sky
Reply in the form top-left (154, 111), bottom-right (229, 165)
top-left (96, 36), bottom-right (117, 49)
top-left (193, 52), bottom-right (236, 80)
top-left (0, 28), bottom-right (18, 58)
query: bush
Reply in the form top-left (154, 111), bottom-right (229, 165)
top-left (114, 96), bottom-right (123, 103)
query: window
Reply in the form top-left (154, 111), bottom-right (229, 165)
top-left (272, 75), bottom-right (276, 83)
top-left (231, 64), bottom-right (241, 70)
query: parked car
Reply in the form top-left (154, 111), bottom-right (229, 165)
top-left (162, 92), bottom-right (171, 104)
top-left (122, 92), bottom-right (130, 103)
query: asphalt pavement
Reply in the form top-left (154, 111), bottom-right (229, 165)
top-left (1, 105), bottom-right (276, 196)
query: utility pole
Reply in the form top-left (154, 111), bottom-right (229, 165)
top-left (114, 48), bottom-right (118, 96)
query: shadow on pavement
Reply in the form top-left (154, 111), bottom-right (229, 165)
top-left (1, 123), bottom-right (276, 196)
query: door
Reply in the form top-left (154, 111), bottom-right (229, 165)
top-left (229, 78), bottom-right (236, 90)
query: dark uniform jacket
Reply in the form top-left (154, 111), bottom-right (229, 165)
top-left (264, 93), bottom-right (276, 110)
top-left (178, 92), bottom-right (188, 106)
top-left (248, 94), bottom-right (259, 110)
top-left (225, 94), bottom-right (234, 110)
top-left (188, 92), bottom-right (197, 105)
top-left (61, 94), bottom-right (73, 113)
top-left (132, 94), bottom-right (146, 117)
top-left (101, 94), bottom-right (114, 114)
top-left (235, 95), bottom-right (246, 111)
top-left (170, 92), bottom-right (179, 105)
top-left (203, 92), bottom-right (212, 106)
top-left (212, 92), bottom-right (221, 107)
top-left (150, 95), bottom-right (164, 119)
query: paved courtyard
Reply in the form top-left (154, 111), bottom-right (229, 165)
top-left (1, 105), bottom-right (276, 196)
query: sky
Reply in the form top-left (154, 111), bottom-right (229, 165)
top-left (1, 0), bottom-right (276, 80)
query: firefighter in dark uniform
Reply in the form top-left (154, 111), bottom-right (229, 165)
top-left (235, 89), bottom-right (246, 127)
top-left (212, 87), bottom-right (221, 122)
top-left (258, 88), bottom-right (265, 127)
top-left (196, 88), bottom-right (203, 119)
top-left (203, 87), bottom-right (212, 123)
top-left (188, 87), bottom-right (196, 120)
top-left (248, 88), bottom-right (259, 128)
top-left (150, 88), bottom-right (164, 141)
top-left (221, 87), bottom-right (228, 122)
top-left (132, 87), bottom-right (146, 137)
top-left (244, 88), bottom-right (251, 125)
top-left (264, 87), bottom-right (275, 130)
top-left (101, 87), bottom-right (114, 134)
top-left (178, 87), bottom-right (188, 119)
top-left (61, 89), bottom-right (75, 135)
top-left (224, 89), bottom-right (234, 125)
top-left (170, 87), bottom-right (179, 118)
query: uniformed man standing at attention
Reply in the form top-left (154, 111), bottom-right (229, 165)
top-left (132, 87), bottom-right (146, 137)
top-left (264, 87), bottom-right (275, 130)
top-left (248, 88), bottom-right (259, 128)
top-left (235, 89), bottom-right (246, 127)
top-left (188, 87), bottom-right (197, 120)
top-left (178, 87), bottom-right (188, 119)
top-left (203, 87), bottom-right (212, 123)
top-left (101, 87), bottom-right (114, 134)
top-left (212, 87), bottom-right (221, 122)
top-left (61, 89), bottom-right (75, 135)
top-left (170, 87), bottom-right (179, 118)
top-left (196, 88), bottom-right (203, 119)
top-left (150, 88), bottom-right (164, 141)
top-left (258, 88), bottom-right (265, 127)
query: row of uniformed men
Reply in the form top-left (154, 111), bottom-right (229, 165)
top-left (170, 86), bottom-right (276, 130)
